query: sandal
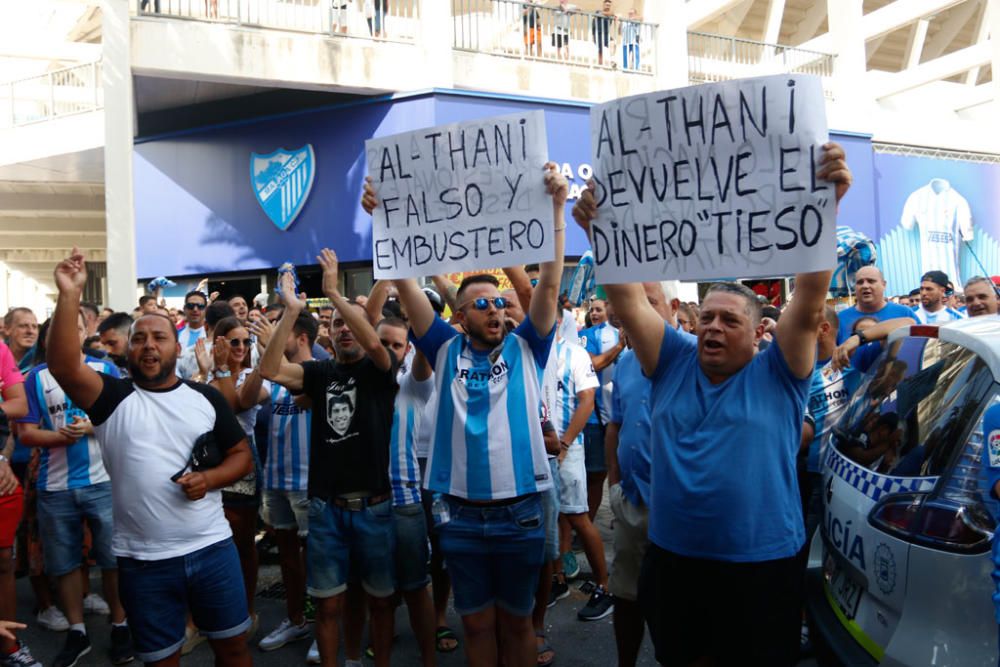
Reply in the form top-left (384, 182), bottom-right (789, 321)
top-left (435, 626), bottom-right (459, 653)
top-left (536, 631), bottom-right (555, 666)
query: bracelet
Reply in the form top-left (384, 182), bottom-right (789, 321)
top-left (553, 225), bottom-right (566, 232)
top-left (559, 440), bottom-right (570, 450)
top-left (214, 369), bottom-right (232, 379)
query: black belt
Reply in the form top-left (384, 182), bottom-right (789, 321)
top-left (449, 493), bottom-right (533, 508)
top-left (331, 492), bottom-right (391, 511)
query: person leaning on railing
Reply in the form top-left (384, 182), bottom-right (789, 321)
top-left (621, 8), bottom-right (641, 71)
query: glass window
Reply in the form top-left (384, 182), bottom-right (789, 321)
top-left (832, 336), bottom-right (996, 478)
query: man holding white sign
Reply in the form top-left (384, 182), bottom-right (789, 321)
top-left (362, 160), bottom-right (567, 667)
top-left (573, 102), bottom-right (851, 667)
top-left (365, 111), bottom-right (554, 280)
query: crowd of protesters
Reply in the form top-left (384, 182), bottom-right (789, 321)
top-left (0, 143), bottom-right (996, 667)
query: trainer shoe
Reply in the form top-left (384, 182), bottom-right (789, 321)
top-left (259, 618), bottom-right (311, 651)
top-left (577, 586), bottom-right (615, 622)
top-left (83, 593), bottom-right (110, 616)
top-left (547, 576), bottom-right (570, 608)
top-left (306, 640), bottom-right (320, 664)
top-left (36, 606), bottom-right (69, 632)
top-left (109, 625), bottom-right (134, 665)
top-left (561, 551), bottom-right (580, 579)
top-left (52, 630), bottom-right (90, 667)
top-left (0, 643), bottom-right (42, 666)
top-left (181, 626), bottom-right (205, 656)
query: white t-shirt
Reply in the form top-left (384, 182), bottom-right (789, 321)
top-left (235, 367), bottom-right (271, 437)
top-left (86, 376), bottom-right (247, 560)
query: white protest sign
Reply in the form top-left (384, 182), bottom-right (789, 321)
top-left (589, 74), bottom-right (836, 284)
top-left (365, 111), bottom-right (551, 279)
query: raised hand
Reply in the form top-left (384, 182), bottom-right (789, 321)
top-left (53, 247), bottom-right (88, 294)
top-left (317, 248), bottom-right (341, 299)
top-left (543, 161), bottom-right (568, 209)
top-left (361, 176), bottom-right (378, 215)
top-left (212, 336), bottom-right (229, 371)
top-left (194, 337), bottom-right (212, 376)
top-left (248, 313), bottom-right (275, 349)
top-left (277, 271), bottom-right (306, 312)
top-left (571, 180), bottom-right (598, 235)
top-left (817, 141), bottom-right (852, 204)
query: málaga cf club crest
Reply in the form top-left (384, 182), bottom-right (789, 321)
top-left (250, 145), bottom-right (315, 231)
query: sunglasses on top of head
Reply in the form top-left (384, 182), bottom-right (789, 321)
top-left (461, 297), bottom-right (508, 311)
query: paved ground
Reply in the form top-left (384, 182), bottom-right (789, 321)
top-left (11, 488), bottom-right (820, 666)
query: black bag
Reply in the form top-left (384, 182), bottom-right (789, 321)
top-left (171, 431), bottom-right (223, 481)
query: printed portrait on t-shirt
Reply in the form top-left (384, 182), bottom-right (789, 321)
top-left (325, 385), bottom-right (357, 439)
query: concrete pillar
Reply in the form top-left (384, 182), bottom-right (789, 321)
top-left (101, 0), bottom-right (138, 311)
top-left (645, 0), bottom-right (688, 90)
top-left (826, 0), bottom-right (871, 124)
top-left (418, 0), bottom-right (454, 89)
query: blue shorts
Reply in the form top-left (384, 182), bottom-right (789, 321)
top-left (438, 493), bottom-right (545, 617)
top-left (543, 458), bottom-right (560, 562)
top-left (393, 502), bottom-right (430, 592)
top-left (583, 423), bottom-right (607, 473)
top-left (307, 497), bottom-right (396, 599)
top-left (118, 538), bottom-right (250, 663)
top-left (37, 482), bottom-right (116, 576)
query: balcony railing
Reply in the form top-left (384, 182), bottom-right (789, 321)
top-left (135, 0), bottom-right (420, 42)
top-left (1, 61), bottom-right (103, 128)
top-left (688, 31), bottom-right (835, 97)
top-left (452, 0), bottom-right (656, 75)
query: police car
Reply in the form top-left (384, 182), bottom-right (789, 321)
top-left (806, 316), bottom-right (1000, 666)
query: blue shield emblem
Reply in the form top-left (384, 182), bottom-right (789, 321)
top-left (250, 145), bottom-right (315, 231)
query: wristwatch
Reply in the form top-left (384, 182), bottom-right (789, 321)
top-left (856, 330), bottom-right (869, 345)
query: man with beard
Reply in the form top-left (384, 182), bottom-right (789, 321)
top-left (97, 313), bottom-right (134, 377)
top-left (259, 249), bottom-right (398, 667)
top-left (46, 249), bottom-right (254, 667)
top-left (962, 276), bottom-right (999, 318)
top-left (364, 163), bottom-right (567, 667)
top-left (835, 266), bottom-right (914, 343)
top-left (914, 270), bottom-right (965, 324)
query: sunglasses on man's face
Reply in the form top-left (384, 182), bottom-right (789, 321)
top-left (228, 338), bottom-right (252, 348)
top-left (184, 302), bottom-right (207, 310)
top-left (462, 297), bottom-right (508, 311)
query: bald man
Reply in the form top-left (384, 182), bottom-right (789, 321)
top-left (837, 266), bottom-right (916, 343)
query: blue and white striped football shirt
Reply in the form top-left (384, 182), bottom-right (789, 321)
top-left (412, 315), bottom-right (555, 501)
top-left (913, 305), bottom-right (965, 324)
top-left (805, 359), bottom-right (859, 473)
top-left (265, 383), bottom-right (311, 492)
top-left (177, 324), bottom-right (207, 349)
top-left (21, 358), bottom-right (117, 491)
top-left (579, 322), bottom-right (619, 424)
top-left (390, 369), bottom-right (434, 506)
top-left (551, 338), bottom-right (599, 447)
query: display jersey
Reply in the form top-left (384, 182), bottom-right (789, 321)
top-left (835, 302), bottom-right (916, 345)
top-left (900, 179), bottom-right (973, 286)
top-left (913, 305), bottom-right (965, 324)
top-left (85, 376), bottom-right (246, 560)
top-left (579, 322), bottom-right (619, 424)
top-left (177, 324), bottom-right (207, 349)
top-left (805, 359), bottom-right (860, 473)
top-left (21, 358), bottom-right (116, 492)
top-left (648, 322), bottom-right (810, 562)
top-left (412, 315), bottom-right (554, 501)
top-left (389, 368), bottom-right (434, 506)
top-left (610, 348), bottom-right (652, 507)
top-left (300, 353), bottom-right (398, 500)
top-left (550, 337), bottom-right (598, 447)
top-left (266, 382), bottom-right (311, 492)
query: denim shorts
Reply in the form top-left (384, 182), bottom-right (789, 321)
top-left (543, 458), bottom-right (560, 562)
top-left (393, 502), bottom-right (430, 592)
top-left (307, 497), bottom-right (396, 599)
top-left (437, 493), bottom-right (545, 617)
top-left (118, 538), bottom-right (251, 663)
top-left (37, 481), bottom-right (115, 576)
top-left (261, 488), bottom-right (309, 536)
top-left (583, 423), bottom-right (607, 473)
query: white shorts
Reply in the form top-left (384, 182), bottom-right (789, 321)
top-left (332, 3), bottom-right (347, 24)
top-left (557, 443), bottom-right (588, 514)
top-left (608, 483), bottom-right (649, 601)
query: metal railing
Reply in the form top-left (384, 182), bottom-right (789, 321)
top-left (1, 61), bottom-right (103, 128)
top-left (452, 0), bottom-right (656, 75)
top-left (135, 0), bottom-right (420, 42)
top-left (687, 31), bottom-right (835, 97)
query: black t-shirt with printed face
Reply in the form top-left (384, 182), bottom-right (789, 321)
top-left (301, 353), bottom-right (398, 499)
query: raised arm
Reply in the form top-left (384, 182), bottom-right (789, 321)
top-left (430, 275), bottom-right (458, 311)
top-left (319, 248), bottom-right (391, 372)
top-left (257, 272), bottom-right (306, 391)
top-left (528, 162), bottom-right (568, 338)
top-left (777, 142), bottom-right (853, 379)
top-left (502, 265), bottom-right (535, 316)
top-left (48, 248), bottom-right (103, 410)
top-left (365, 280), bottom-right (391, 326)
top-left (572, 184), bottom-right (664, 376)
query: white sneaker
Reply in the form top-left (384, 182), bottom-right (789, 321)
top-left (0, 642), bottom-right (42, 666)
top-left (83, 593), bottom-right (110, 616)
top-left (306, 639), bottom-right (320, 664)
top-left (36, 606), bottom-right (69, 632)
top-left (259, 618), bottom-right (310, 651)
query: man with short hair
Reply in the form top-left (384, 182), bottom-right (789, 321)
top-left (572, 142), bottom-right (851, 666)
top-left (370, 163), bottom-right (567, 667)
top-left (80, 303), bottom-right (100, 337)
top-left (914, 270), bottom-right (965, 324)
top-left (18, 311), bottom-right (132, 667)
top-left (317, 306), bottom-right (334, 328)
top-left (176, 301), bottom-right (237, 380)
top-left (259, 250), bottom-right (398, 667)
top-left (98, 313), bottom-right (134, 377)
top-left (228, 296), bottom-right (249, 325)
top-left (178, 291), bottom-right (209, 349)
top-left (46, 249), bottom-right (254, 667)
top-left (3, 309), bottom-right (38, 373)
top-left (835, 266), bottom-right (914, 343)
top-left (964, 276), bottom-right (999, 318)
